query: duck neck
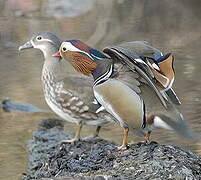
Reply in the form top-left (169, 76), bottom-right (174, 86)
top-left (43, 56), bottom-right (61, 76)
top-left (41, 45), bottom-right (63, 82)
top-left (92, 59), bottom-right (113, 85)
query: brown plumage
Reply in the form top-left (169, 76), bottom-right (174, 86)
top-left (147, 54), bottom-right (175, 89)
top-left (157, 54), bottom-right (175, 81)
top-left (147, 64), bottom-right (169, 89)
top-left (61, 51), bottom-right (97, 76)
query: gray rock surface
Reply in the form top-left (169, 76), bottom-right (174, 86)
top-left (23, 119), bottom-right (201, 180)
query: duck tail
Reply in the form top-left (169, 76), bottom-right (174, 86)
top-left (151, 112), bottom-right (196, 141)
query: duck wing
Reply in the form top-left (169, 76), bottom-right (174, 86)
top-left (103, 46), bottom-right (168, 109)
top-left (53, 74), bottom-right (113, 124)
top-left (104, 42), bottom-right (181, 106)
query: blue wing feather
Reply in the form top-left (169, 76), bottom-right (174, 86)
top-left (89, 48), bottom-right (108, 60)
top-left (155, 53), bottom-right (171, 63)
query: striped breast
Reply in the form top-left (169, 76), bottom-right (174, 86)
top-left (93, 79), bottom-right (144, 130)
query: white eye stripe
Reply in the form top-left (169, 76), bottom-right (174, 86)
top-left (31, 38), bottom-right (53, 46)
top-left (61, 42), bottom-right (80, 52)
top-left (40, 38), bottom-right (54, 43)
top-left (34, 35), bottom-right (54, 43)
top-left (31, 37), bottom-right (54, 44)
top-left (61, 42), bottom-right (94, 59)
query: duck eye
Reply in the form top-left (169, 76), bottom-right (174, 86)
top-left (62, 47), bottom-right (67, 51)
top-left (36, 36), bottom-right (42, 41)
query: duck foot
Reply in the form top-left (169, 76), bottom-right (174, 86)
top-left (117, 144), bottom-right (130, 151)
top-left (60, 137), bottom-right (80, 144)
top-left (144, 131), bottom-right (152, 144)
top-left (60, 124), bottom-right (82, 144)
top-left (118, 127), bottom-right (129, 150)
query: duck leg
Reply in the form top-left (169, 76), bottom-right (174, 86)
top-left (93, 126), bottom-right (101, 137)
top-left (61, 124), bottom-right (82, 143)
top-left (144, 131), bottom-right (151, 143)
top-left (118, 127), bottom-right (129, 150)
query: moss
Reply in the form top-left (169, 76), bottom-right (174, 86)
top-left (23, 119), bottom-right (201, 180)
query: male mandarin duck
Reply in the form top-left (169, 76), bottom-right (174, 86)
top-left (53, 40), bottom-right (194, 149)
top-left (19, 32), bottom-right (114, 143)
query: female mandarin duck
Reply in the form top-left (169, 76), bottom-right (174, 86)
top-left (19, 32), bottom-right (115, 143)
top-left (53, 40), bottom-right (194, 149)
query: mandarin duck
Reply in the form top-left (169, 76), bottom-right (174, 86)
top-left (54, 40), bottom-right (194, 149)
top-left (105, 41), bottom-right (181, 105)
top-left (19, 32), bottom-right (115, 143)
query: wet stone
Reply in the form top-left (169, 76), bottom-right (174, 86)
top-left (23, 119), bottom-right (201, 180)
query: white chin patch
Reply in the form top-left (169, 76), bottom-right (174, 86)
top-left (33, 44), bottom-right (46, 50)
top-left (33, 44), bottom-right (48, 57)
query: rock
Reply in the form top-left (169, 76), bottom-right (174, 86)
top-left (23, 119), bottom-right (201, 180)
top-left (0, 98), bottom-right (49, 113)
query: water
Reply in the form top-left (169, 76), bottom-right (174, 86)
top-left (0, 0), bottom-right (201, 179)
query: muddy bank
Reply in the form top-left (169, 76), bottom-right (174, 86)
top-left (23, 119), bottom-right (201, 180)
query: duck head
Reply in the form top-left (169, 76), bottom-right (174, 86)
top-left (19, 32), bottom-right (61, 58)
top-left (53, 40), bottom-right (108, 76)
